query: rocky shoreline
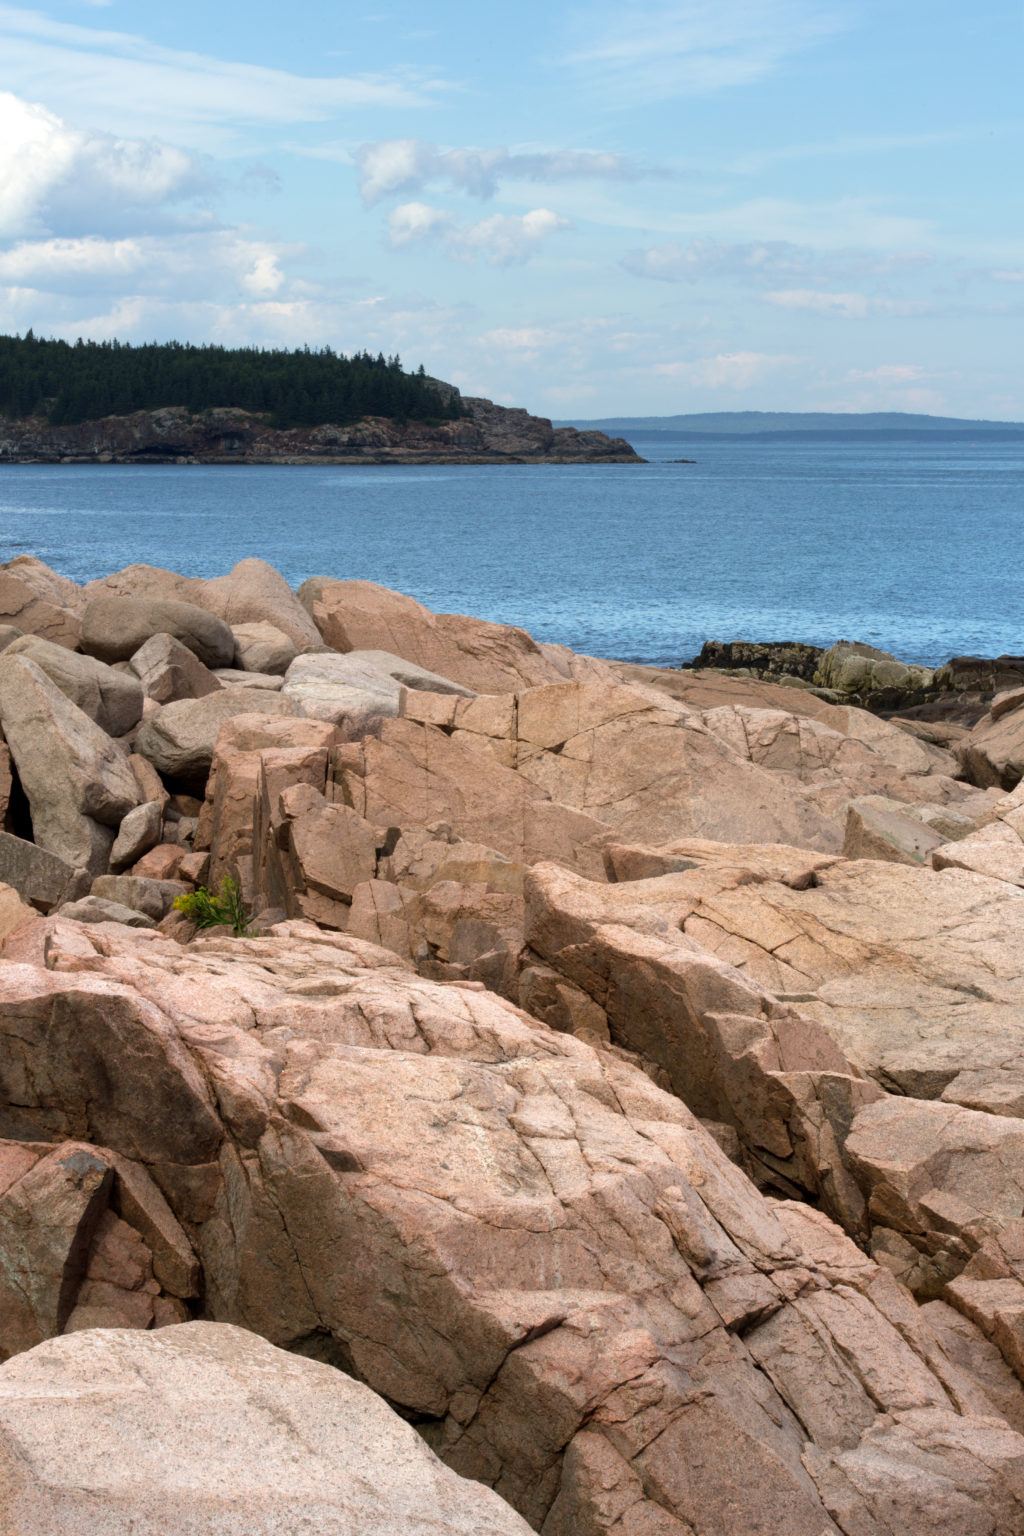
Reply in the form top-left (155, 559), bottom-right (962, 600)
top-left (3, 554), bottom-right (1024, 1532)
top-left (0, 393), bottom-right (641, 466)
top-left (687, 634), bottom-right (1024, 729)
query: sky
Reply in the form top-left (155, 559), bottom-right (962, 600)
top-left (0, 0), bottom-right (1021, 419)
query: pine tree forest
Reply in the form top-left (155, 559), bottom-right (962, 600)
top-left (0, 333), bottom-right (465, 429)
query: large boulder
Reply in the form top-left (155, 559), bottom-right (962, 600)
top-left (282, 649), bottom-right (473, 734)
top-left (298, 577), bottom-right (605, 693)
top-left (0, 570), bottom-right (79, 649)
top-left (266, 786), bottom-right (379, 929)
top-left (0, 1131), bottom-right (198, 1354)
top-left (80, 596), bottom-right (235, 669)
top-left (846, 1096), bottom-right (1024, 1296)
top-left (1, 921), bottom-right (1022, 1533)
top-left (0, 880), bottom-right (36, 941)
top-left (539, 846), bottom-right (1024, 1124)
top-left (203, 558), bottom-right (323, 654)
top-left (616, 659), bottom-right (850, 720)
top-left (843, 795), bottom-right (948, 864)
top-left (524, 858), bottom-right (877, 1226)
top-left (814, 640), bottom-right (935, 709)
top-left (525, 840), bottom-right (1024, 1290)
top-left (91, 874), bottom-right (189, 921)
top-left (84, 563), bottom-right (205, 605)
top-left (0, 1138), bottom-right (192, 1350)
top-left (0, 832), bottom-right (87, 911)
top-left (109, 800), bottom-right (164, 872)
top-left (129, 632), bottom-right (223, 704)
top-left (931, 780), bottom-right (1024, 888)
top-left (231, 621), bottom-right (297, 676)
top-left (933, 654), bottom-right (1024, 699)
top-left (60, 895), bottom-right (156, 927)
top-left (511, 681), bottom-right (844, 850)
top-left (0, 655), bottom-right (141, 874)
top-left (134, 692), bottom-right (298, 791)
top-left (0, 1323), bottom-right (534, 1536)
top-left (5, 633), bottom-right (144, 736)
top-left (956, 696), bottom-right (1024, 790)
top-left (196, 714), bottom-right (341, 900)
top-left (0, 557), bottom-right (86, 615)
top-left (688, 638), bottom-right (825, 680)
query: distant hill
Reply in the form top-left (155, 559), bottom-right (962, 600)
top-left (552, 410), bottom-right (1024, 441)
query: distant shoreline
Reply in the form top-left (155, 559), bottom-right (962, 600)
top-left (555, 408), bottom-right (1024, 437)
top-left (0, 453), bottom-right (644, 467)
top-left (617, 427), bottom-right (1024, 445)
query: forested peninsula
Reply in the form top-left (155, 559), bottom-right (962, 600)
top-left (0, 333), bottom-right (639, 464)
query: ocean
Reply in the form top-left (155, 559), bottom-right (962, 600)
top-left (1, 434), bottom-right (1021, 669)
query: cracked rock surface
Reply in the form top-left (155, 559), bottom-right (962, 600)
top-left (1, 915), bottom-right (1024, 1532)
top-left (4, 556), bottom-right (1024, 1532)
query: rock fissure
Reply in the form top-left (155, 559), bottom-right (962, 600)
top-left (3, 559), bottom-right (1024, 1531)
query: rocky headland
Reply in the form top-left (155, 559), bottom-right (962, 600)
top-left (3, 554), bottom-right (1024, 1532)
top-left (0, 393), bottom-right (640, 466)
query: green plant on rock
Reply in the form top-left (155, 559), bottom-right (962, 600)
top-left (173, 876), bottom-right (252, 937)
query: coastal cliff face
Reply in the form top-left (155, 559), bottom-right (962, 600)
top-left (0, 395), bottom-right (640, 465)
top-left (6, 556), bottom-right (1024, 1531)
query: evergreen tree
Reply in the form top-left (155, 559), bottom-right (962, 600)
top-left (0, 332), bottom-right (464, 428)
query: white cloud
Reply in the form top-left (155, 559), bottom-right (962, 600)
top-left (563, 0), bottom-right (846, 104)
top-left (653, 350), bottom-right (798, 389)
top-left (386, 201), bottom-right (453, 247)
top-left (763, 288), bottom-right (929, 317)
top-left (452, 209), bottom-right (571, 265)
top-left (0, 231), bottom-right (294, 300)
top-left (0, 91), bottom-right (213, 239)
top-left (0, 4), bottom-right (438, 147)
top-left (355, 138), bottom-right (659, 205)
top-left (387, 203), bottom-right (571, 265)
top-left (992, 269), bottom-right (1024, 283)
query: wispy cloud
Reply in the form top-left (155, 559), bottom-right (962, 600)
top-left (387, 202), bottom-right (571, 265)
top-left (726, 124), bottom-right (1016, 174)
top-left (563, 0), bottom-right (847, 104)
top-left (818, 364), bottom-right (954, 414)
top-left (0, 4), bottom-right (440, 146)
top-left (622, 237), bottom-right (934, 287)
top-left (350, 138), bottom-right (664, 205)
top-left (846, 364), bottom-right (932, 384)
top-left (762, 288), bottom-right (930, 317)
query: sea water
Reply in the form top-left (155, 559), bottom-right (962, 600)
top-left (0, 435), bottom-right (1020, 668)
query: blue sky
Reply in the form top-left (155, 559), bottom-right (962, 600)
top-left (0, 0), bottom-right (1021, 417)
